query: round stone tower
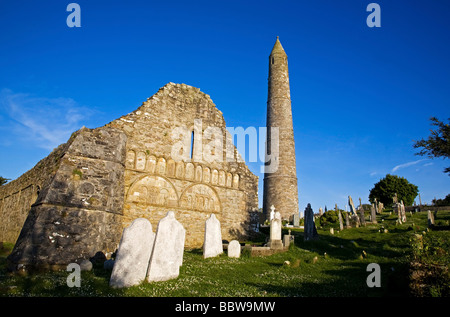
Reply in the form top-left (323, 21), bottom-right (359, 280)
top-left (263, 37), bottom-right (299, 221)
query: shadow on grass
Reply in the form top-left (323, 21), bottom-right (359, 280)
top-left (245, 259), bottom-right (410, 297)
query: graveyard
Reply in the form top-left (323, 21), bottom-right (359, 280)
top-left (0, 207), bottom-right (448, 297)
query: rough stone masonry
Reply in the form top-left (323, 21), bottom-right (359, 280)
top-left (263, 37), bottom-right (299, 222)
top-left (1, 81), bottom-right (260, 271)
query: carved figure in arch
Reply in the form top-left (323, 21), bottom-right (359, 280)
top-left (127, 175), bottom-right (178, 207)
top-left (185, 163), bottom-right (194, 180)
top-left (180, 184), bottom-right (221, 213)
top-left (218, 170), bottom-right (225, 186)
top-left (136, 151), bottom-right (146, 170)
top-left (147, 156), bottom-right (156, 173)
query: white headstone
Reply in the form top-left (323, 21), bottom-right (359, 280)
top-left (110, 218), bottom-right (155, 288)
top-left (270, 205), bottom-right (275, 221)
top-left (146, 211), bottom-right (186, 282)
top-left (228, 240), bottom-right (241, 258)
top-left (270, 211), bottom-right (282, 241)
top-left (203, 213), bottom-right (223, 258)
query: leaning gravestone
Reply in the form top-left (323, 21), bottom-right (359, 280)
top-left (147, 211), bottom-right (186, 282)
top-left (110, 218), bottom-right (155, 288)
top-left (228, 240), bottom-right (241, 258)
top-left (304, 203), bottom-right (319, 241)
top-left (203, 213), bottom-right (224, 258)
top-left (348, 196), bottom-right (357, 215)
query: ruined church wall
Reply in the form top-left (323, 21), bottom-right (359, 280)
top-left (7, 126), bottom-right (127, 269)
top-left (0, 135), bottom-right (75, 243)
top-left (106, 82), bottom-right (259, 248)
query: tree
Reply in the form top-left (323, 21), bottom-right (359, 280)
top-left (413, 117), bottom-right (450, 175)
top-left (432, 194), bottom-right (450, 206)
top-left (0, 176), bottom-right (9, 186)
top-left (369, 174), bottom-right (418, 206)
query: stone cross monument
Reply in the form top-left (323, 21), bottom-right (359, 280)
top-left (263, 36), bottom-right (299, 222)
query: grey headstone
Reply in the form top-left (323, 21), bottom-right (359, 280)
top-left (203, 213), bottom-right (223, 258)
top-left (371, 203), bottom-right (377, 224)
top-left (228, 240), bottom-right (241, 258)
top-left (337, 207), bottom-right (344, 231)
top-left (359, 207), bottom-right (366, 226)
top-left (293, 213), bottom-right (300, 227)
top-left (304, 203), bottom-right (318, 241)
top-left (147, 211), bottom-right (186, 282)
top-left (110, 218), bottom-right (155, 288)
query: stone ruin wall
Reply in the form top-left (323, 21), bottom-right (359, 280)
top-left (106, 82), bottom-right (259, 248)
top-left (0, 138), bottom-right (74, 243)
top-left (5, 127), bottom-right (127, 269)
top-left (1, 82), bottom-right (259, 269)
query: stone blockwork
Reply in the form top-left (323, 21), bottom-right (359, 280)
top-left (2, 82), bottom-right (259, 270)
top-left (106, 82), bottom-right (259, 248)
top-left (6, 127), bottom-right (126, 270)
top-left (263, 37), bottom-right (299, 221)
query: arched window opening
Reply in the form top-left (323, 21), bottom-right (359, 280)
top-left (190, 131), bottom-right (194, 159)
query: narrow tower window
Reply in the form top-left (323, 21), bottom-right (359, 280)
top-left (271, 57), bottom-right (275, 65)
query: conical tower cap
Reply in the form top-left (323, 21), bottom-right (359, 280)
top-left (270, 36), bottom-right (286, 56)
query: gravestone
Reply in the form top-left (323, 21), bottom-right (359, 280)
top-left (371, 203), bottom-right (377, 223)
top-left (147, 211), bottom-right (186, 282)
top-left (293, 213), bottom-right (300, 227)
top-left (400, 201), bottom-right (407, 223)
top-left (110, 218), bottom-right (155, 288)
top-left (348, 196), bottom-right (357, 215)
top-left (359, 207), bottom-right (366, 226)
top-left (395, 202), bottom-right (404, 224)
top-left (427, 210), bottom-right (435, 227)
top-left (378, 201), bottom-right (384, 213)
top-left (345, 212), bottom-right (350, 229)
top-left (269, 205), bottom-right (275, 221)
top-left (203, 213), bottom-right (224, 258)
top-left (350, 214), bottom-right (361, 228)
top-left (283, 229), bottom-right (294, 248)
top-left (269, 211), bottom-right (283, 249)
top-left (228, 240), bottom-right (241, 258)
top-left (336, 204), bottom-right (344, 231)
top-left (393, 193), bottom-right (398, 204)
top-left (304, 203), bottom-right (318, 241)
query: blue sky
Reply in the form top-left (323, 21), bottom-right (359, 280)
top-left (0, 0), bottom-right (449, 213)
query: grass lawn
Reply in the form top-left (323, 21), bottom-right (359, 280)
top-left (0, 210), bottom-right (448, 297)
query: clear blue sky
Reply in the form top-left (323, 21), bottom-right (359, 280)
top-left (0, 0), bottom-right (449, 213)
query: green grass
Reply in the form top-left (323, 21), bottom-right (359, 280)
top-left (0, 210), bottom-right (448, 297)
